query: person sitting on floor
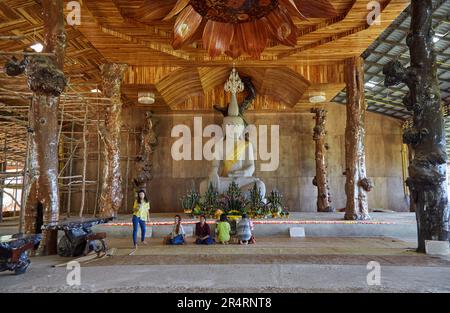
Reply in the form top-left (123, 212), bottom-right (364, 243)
top-left (249, 218), bottom-right (256, 244)
top-left (237, 213), bottom-right (252, 245)
top-left (195, 215), bottom-right (215, 245)
top-left (216, 214), bottom-right (231, 245)
top-left (166, 214), bottom-right (185, 245)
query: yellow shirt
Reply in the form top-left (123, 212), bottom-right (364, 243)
top-left (217, 221), bottom-right (231, 242)
top-left (133, 200), bottom-right (150, 221)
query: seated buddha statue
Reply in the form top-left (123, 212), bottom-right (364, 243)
top-left (199, 68), bottom-right (265, 200)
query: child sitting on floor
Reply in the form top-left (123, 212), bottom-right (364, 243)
top-left (216, 214), bottom-right (231, 245)
top-left (237, 214), bottom-right (252, 245)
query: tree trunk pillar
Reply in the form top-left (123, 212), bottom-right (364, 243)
top-left (99, 63), bottom-right (127, 218)
top-left (311, 108), bottom-right (333, 212)
top-left (133, 112), bottom-right (158, 191)
top-left (3, 0), bottom-right (67, 255)
top-left (344, 56), bottom-right (373, 220)
top-left (383, 0), bottom-right (449, 252)
top-left (0, 161), bottom-right (5, 223)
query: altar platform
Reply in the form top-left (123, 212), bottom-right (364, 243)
top-left (91, 212), bottom-right (417, 241)
top-left (0, 212), bottom-right (417, 240)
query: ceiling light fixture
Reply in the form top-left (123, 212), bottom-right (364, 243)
top-left (90, 88), bottom-right (101, 93)
top-left (138, 92), bottom-right (155, 105)
top-left (309, 92), bottom-right (326, 103)
top-left (30, 43), bottom-right (43, 52)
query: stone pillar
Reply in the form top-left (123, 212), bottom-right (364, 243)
top-left (383, 0), bottom-right (449, 252)
top-left (311, 108), bottom-right (333, 212)
top-left (99, 63), bottom-right (127, 218)
top-left (344, 56), bottom-right (372, 220)
top-left (5, 0), bottom-right (67, 255)
top-left (133, 111), bottom-right (158, 191)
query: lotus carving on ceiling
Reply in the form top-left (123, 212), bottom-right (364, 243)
top-left (141, 0), bottom-right (338, 58)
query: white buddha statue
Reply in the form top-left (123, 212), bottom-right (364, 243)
top-left (199, 68), bottom-right (266, 199)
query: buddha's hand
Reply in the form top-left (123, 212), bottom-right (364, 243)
top-left (228, 170), bottom-right (245, 177)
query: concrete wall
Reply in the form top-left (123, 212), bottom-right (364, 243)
top-left (66, 103), bottom-right (409, 214)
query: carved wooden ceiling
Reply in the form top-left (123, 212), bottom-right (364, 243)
top-left (72, 0), bottom-right (408, 111)
top-left (77, 0), bottom-right (412, 65)
top-left (0, 0), bottom-right (410, 134)
top-left (133, 0), bottom-right (339, 58)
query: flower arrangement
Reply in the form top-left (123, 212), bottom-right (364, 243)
top-left (266, 189), bottom-right (289, 218)
top-left (218, 181), bottom-right (248, 216)
top-left (180, 183), bottom-right (289, 219)
top-left (247, 182), bottom-right (269, 218)
top-left (180, 190), bottom-right (201, 216)
top-left (201, 182), bottom-right (219, 216)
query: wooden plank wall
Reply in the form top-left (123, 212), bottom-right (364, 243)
top-left (66, 102), bottom-right (408, 214)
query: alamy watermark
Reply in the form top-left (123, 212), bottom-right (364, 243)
top-left (367, 1), bottom-right (382, 26)
top-left (66, 261), bottom-right (81, 286)
top-left (66, 1), bottom-right (81, 26)
top-left (171, 117), bottom-right (280, 172)
top-left (366, 261), bottom-right (381, 286)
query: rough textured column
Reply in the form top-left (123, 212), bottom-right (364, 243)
top-left (133, 111), bottom-right (158, 190)
top-left (5, 0), bottom-right (66, 254)
top-left (0, 162), bottom-right (4, 223)
top-left (311, 108), bottom-right (333, 212)
top-left (344, 56), bottom-right (373, 220)
top-left (383, 0), bottom-right (449, 252)
top-left (99, 63), bottom-right (127, 218)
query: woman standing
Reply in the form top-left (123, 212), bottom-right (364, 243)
top-left (166, 215), bottom-right (185, 245)
top-left (237, 214), bottom-right (252, 245)
top-left (131, 189), bottom-right (150, 250)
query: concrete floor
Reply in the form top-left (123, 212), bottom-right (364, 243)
top-left (1, 237), bottom-right (449, 293)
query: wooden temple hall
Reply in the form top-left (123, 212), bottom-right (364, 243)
top-left (0, 0), bottom-right (449, 278)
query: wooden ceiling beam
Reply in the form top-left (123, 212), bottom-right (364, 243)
top-left (281, 0), bottom-right (410, 62)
